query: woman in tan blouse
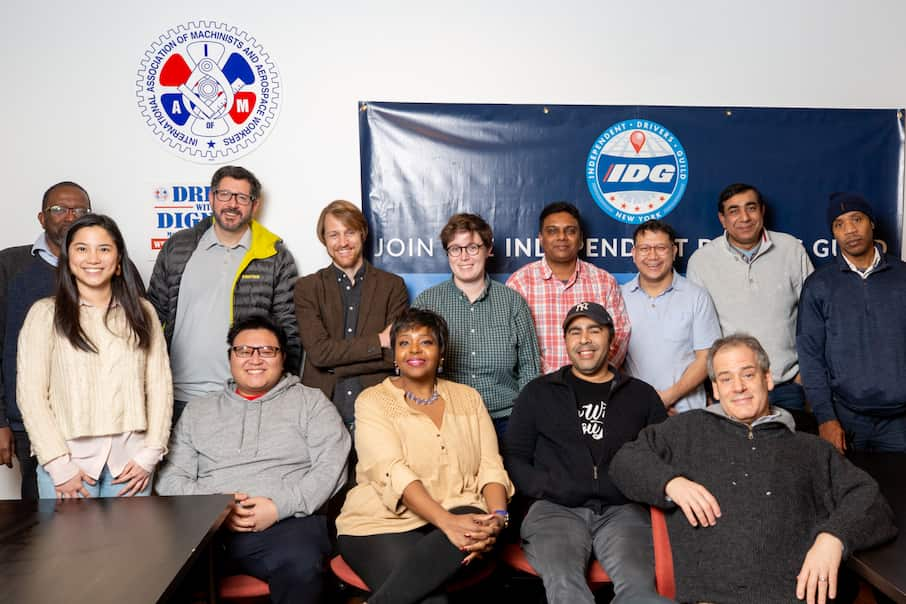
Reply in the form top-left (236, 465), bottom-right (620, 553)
top-left (336, 308), bottom-right (513, 604)
top-left (18, 214), bottom-right (172, 499)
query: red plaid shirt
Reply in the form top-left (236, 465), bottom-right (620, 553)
top-left (506, 258), bottom-right (630, 374)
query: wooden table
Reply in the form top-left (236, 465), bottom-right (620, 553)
top-left (848, 452), bottom-right (906, 604)
top-left (0, 494), bottom-right (233, 603)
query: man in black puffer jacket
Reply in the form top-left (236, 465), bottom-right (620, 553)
top-left (148, 166), bottom-right (299, 424)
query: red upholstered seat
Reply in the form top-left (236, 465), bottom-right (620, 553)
top-left (218, 573), bottom-right (270, 602)
top-left (329, 554), bottom-right (496, 593)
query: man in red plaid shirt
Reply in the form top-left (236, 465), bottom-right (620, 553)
top-left (507, 202), bottom-right (630, 374)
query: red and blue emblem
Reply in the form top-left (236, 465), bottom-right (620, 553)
top-left (586, 120), bottom-right (689, 224)
top-left (136, 22), bottom-right (281, 163)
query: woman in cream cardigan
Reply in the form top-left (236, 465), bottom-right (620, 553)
top-left (18, 213), bottom-right (172, 499)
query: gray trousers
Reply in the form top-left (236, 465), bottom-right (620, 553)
top-left (521, 499), bottom-right (672, 604)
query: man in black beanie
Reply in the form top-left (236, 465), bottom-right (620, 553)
top-left (797, 192), bottom-right (906, 452)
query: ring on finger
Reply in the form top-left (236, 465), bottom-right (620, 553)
top-left (818, 577), bottom-right (827, 582)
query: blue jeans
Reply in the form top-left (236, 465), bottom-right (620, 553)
top-left (834, 402), bottom-right (906, 453)
top-left (37, 463), bottom-right (153, 498)
top-left (520, 500), bottom-right (672, 604)
top-left (768, 380), bottom-right (806, 412)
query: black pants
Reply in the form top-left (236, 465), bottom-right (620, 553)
top-left (338, 506), bottom-right (481, 604)
top-left (13, 429), bottom-right (37, 501)
top-left (222, 515), bottom-right (330, 604)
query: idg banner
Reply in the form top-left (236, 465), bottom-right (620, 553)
top-left (360, 102), bottom-right (904, 295)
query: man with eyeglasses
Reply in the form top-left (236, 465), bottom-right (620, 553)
top-left (621, 220), bottom-right (720, 414)
top-left (158, 314), bottom-right (350, 604)
top-left (149, 165), bottom-right (300, 424)
top-left (507, 201), bottom-right (630, 374)
top-left (686, 183), bottom-right (813, 414)
top-left (293, 200), bottom-right (408, 428)
top-left (414, 213), bottom-right (539, 437)
top-left (0, 181), bottom-right (90, 500)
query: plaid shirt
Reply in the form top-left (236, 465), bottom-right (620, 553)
top-left (506, 258), bottom-right (630, 373)
top-left (414, 277), bottom-right (540, 418)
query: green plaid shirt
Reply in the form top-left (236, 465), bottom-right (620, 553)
top-left (414, 277), bottom-right (540, 418)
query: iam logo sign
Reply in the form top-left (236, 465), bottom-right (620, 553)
top-left (136, 21), bottom-right (280, 163)
top-left (586, 119), bottom-right (689, 224)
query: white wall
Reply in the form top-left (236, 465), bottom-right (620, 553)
top-left (2, 0), bottom-right (905, 497)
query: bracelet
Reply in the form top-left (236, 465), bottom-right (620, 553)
top-left (493, 509), bottom-right (509, 528)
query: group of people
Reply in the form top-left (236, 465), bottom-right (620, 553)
top-left (0, 168), bottom-right (899, 604)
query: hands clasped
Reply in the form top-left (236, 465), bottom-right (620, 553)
top-left (439, 512), bottom-right (504, 564)
top-left (227, 493), bottom-right (279, 533)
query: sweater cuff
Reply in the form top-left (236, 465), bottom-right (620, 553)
top-left (133, 447), bottom-right (164, 474)
top-left (45, 455), bottom-right (80, 486)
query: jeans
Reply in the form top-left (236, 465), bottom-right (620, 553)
top-left (520, 500), bottom-right (671, 604)
top-left (36, 463), bottom-right (153, 498)
top-left (223, 515), bottom-right (331, 604)
top-left (13, 429), bottom-right (38, 501)
top-left (834, 401), bottom-right (906, 452)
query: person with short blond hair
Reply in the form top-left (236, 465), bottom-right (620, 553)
top-left (295, 200), bottom-right (408, 426)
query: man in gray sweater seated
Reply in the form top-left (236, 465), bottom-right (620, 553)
top-left (158, 314), bottom-right (351, 604)
top-left (610, 334), bottom-right (896, 604)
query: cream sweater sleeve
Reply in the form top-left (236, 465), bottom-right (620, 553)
top-left (140, 299), bottom-right (173, 453)
top-left (16, 299), bottom-right (70, 465)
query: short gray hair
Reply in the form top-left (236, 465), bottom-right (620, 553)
top-left (706, 333), bottom-right (770, 380)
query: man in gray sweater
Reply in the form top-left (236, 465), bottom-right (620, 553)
top-left (611, 334), bottom-right (895, 604)
top-left (686, 183), bottom-right (813, 413)
top-left (158, 315), bottom-right (350, 604)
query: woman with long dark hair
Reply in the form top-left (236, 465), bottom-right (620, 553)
top-left (18, 213), bottom-right (172, 498)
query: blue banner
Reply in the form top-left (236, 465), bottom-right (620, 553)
top-left (360, 103), bottom-right (904, 295)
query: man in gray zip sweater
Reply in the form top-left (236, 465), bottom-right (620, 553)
top-left (158, 315), bottom-right (350, 604)
top-left (611, 334), bottom-right (895, 604)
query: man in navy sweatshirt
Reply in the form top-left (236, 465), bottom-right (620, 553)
top-left (504, 301), bottom-right (670, 604)
top-left (797, 193), bottom-right (906, 453)
top-left (0, 181), bottom-right (90, 500)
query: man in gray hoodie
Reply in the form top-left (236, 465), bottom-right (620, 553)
top-left (158, 314), bottom-right (350, 604)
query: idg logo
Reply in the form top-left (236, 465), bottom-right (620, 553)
top-left (586, 119), bottom-right (689, 224)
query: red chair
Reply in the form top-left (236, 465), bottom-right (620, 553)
top-left (330, 554), bottom-right (496, 595)
top-left (501, 506), bottom-right (676, 598)
top-left (218, 574), bottom-right (270, 603)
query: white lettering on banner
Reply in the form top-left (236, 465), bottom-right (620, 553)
top-left (374, 238), bottom-right (434, 258)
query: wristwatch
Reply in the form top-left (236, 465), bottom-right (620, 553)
top-left (493, 509), bottom-right (509, 529)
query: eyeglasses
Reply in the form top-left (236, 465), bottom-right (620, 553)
top-left (634, 244), bottom-right (673, 256)
top-left (446, 243), bottom-right (484, 257)
top-left (231, 345), bottom-right (281, 358)
top-left (214, 189), bottom-right (255, 205)
top-left (44, 206), bottom-right (91, 218)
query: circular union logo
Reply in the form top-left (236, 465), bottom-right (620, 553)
top-left (136, 21), bottom-right (280, 163)
top-left (586, 119), bottom-right (688, 224)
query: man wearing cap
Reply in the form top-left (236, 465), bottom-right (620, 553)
top-left (504, 302), bottom-right (670, 604)
top-left (687, 183), bottom-right (813, 413)
top-left (798, 192), bottom-right (906, 452)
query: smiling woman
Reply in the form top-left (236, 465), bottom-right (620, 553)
top-left (16, 214), bottom-right (173, 500)
top-left (336, 308), bottom-right (514, 604)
